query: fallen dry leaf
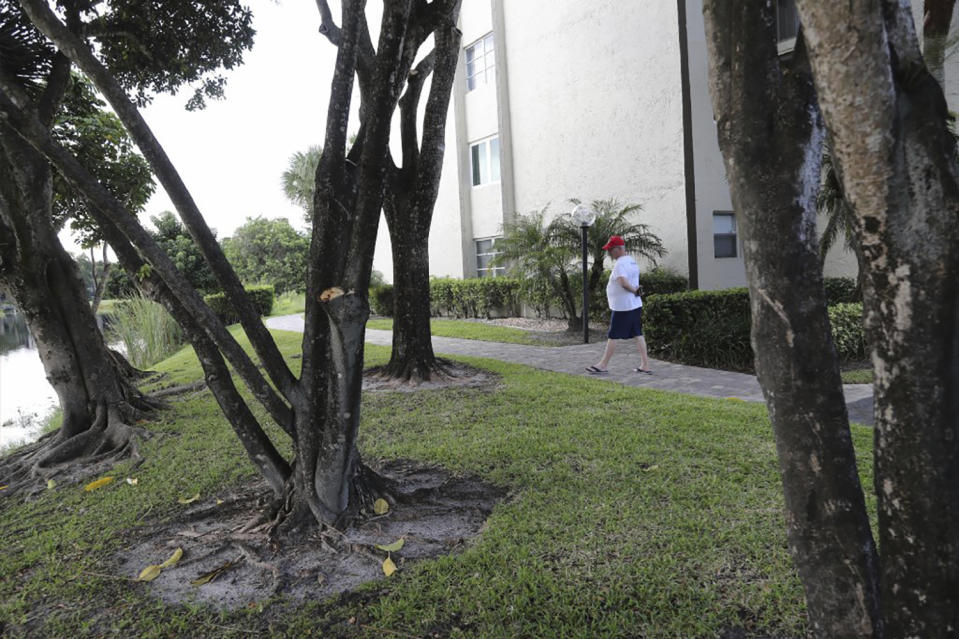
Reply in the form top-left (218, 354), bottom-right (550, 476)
top-left (136, 564), bottom-right (162, 582)
top-left (177, 492), bottom-right (200, 504)
top-left (373, 498), bottom-right (390, 515)
top-left (375, 538), bottom-right (405, 553)
top-left (382, 556), bottom-right (397, 577)
top-left (84, 476), bottom-right (115, 492)
top-left (159, 548), bottom-right (183, 569)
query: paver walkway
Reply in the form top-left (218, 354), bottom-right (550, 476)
top-left (265, 315), bottom-right (874, 426)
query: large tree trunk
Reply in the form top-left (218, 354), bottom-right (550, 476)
top-left (382, 225), bottom-right (442, 381)
top-left (380, 21), bottom-right (461, 382)
top-left (702, 4), bottom-right (881, 636)
top-left (796, 2), bottom-right (959, 634)
top-left (0, 129), bottom-right (152, 490)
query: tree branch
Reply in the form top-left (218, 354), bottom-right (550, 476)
top-left (17, 0), bottom-right (299, 401)
top-left (0, 78), bottom-right (296, 438)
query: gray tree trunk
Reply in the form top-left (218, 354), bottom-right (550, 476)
top-left (0, 125), bottom-right (151, 486)
top-left (795, 2), bottom-right (959, 634)
top-left (702, 4), bottom-right (881, 636)
top-left (382, 17), bottom-right (461, 382)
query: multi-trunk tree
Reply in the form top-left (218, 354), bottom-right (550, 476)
top-left (6, 0), bottom-right (463, 532)
top-left (703, 1), bottom-right (959, 635)
top-left (0, 2), bottom-right (166, 486)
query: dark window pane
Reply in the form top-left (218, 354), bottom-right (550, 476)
top-left (714, 235), bottom-right (737, 258)
top-left (777, 0), bottom-right (799, 42)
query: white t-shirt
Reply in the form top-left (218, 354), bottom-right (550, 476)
top-left (606, 255), bottom-right (642, 312)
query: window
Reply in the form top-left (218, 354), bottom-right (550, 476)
top-left (476, 237), bottom-right (505, 277)
top-left (776, 0), bottom-right (799, 55)
top-left (713, 212), bottom-right (738, 258)
top-left (465, 33), bottom-right (495, 91)
top-left (470, 136), bottom-right (501, 186)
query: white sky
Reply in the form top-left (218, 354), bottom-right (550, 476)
top-left (121, 1), bottom-right (337, 240)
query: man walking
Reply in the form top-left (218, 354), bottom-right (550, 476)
top-left (585, 235), bottom-right (652, 374)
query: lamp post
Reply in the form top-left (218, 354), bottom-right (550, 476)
top-left (571, 204), bottom-right (596, 344)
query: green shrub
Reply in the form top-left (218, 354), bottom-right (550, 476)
top-left (108, 294), bottom-right (184, 368)
top-left (642, 267), bottom-right (689, 296)
top-left (644, 288), bottom-right (865, 372)
top-left (643, 288), bottom-right (755, 372)
top-left (370, 284), bottom-right (394, 317)
top-left (429, 277), bottom-right (521, 318)
top-left (828, 302), bottom-right (865, 360)
top-left (204, 285), bottom-right (274, 325)
top-left (823, 277), bottom-right (860, 304)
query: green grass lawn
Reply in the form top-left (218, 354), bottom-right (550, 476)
top-left (841, 368), bottom-right (873, 384)
top-left (0, 329), bottom-right (878, 637)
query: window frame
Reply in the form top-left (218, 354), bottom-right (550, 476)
top-left (475, 236), bottom-right (505, 277)
top-left (469, 135), bottom-right (501, 187)
top-left (712, 211), bottom-right (739, 259)
top-left (776, 0), bottom-right (799, 55)
top-left (465, 33), bottom-right (495, 92)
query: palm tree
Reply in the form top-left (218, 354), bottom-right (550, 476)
top-left (816, 151), bottom-right (859, 267)
top-left (280, 145), bottom-right (322, 224)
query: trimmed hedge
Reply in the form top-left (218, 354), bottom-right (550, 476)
top-left (430, 277), bottom-right (521, 318)
top-left (643, 288), bottom-right (754, 372)
top-left (643, 288), bottom-right (866, 372)
top-left (641, 267), bottom-right (689, 296)
top-left (204, 285), bottom-right (274, 325)
top-left (370, 284), bottom-right (394, 317)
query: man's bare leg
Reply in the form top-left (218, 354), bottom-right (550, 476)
top-left (593, 339), bottom-right (618, 371)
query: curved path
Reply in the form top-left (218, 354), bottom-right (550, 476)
top-left (265, 315), bottom-right (874, 426)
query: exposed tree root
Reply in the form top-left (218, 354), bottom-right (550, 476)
top-left (365, 356), bottom-right (459, 385)
top-left (0, 404), bottom-right (150, 501)
top-left (148, 380), bottom-right (208, 400)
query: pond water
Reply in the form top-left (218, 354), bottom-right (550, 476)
top-left (0, 311), bottom-right (58, 450)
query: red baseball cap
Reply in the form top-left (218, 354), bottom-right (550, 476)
top-left (602, 235), bottom-right (625, 250)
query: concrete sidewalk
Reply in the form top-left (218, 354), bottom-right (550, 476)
top-left (265, 314), bottom-right (874, 425)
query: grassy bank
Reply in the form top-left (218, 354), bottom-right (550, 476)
top-left (0, 329), bottom-right (878, 637)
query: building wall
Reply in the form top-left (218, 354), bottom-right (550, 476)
top-left (500, 0), bottom-right (689, 276)
top-left (683, 0), bottom-right (747, 290)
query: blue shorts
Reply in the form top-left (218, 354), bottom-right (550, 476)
top-left (608, 307), bottom-right (644, 339)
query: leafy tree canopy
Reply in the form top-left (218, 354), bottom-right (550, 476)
top-left (81, 0), bottom-right (255, 109)
top-left (221, 216), bottom-right (309, 294)
top-left (52, 75), bottom-right (155, 247)
top-left (150, 211), bottom-right (219, 294)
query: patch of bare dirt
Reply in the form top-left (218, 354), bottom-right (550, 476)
top-left (113, 459), bottom-right (506, 610)
top-left (362, 361), bottom-right (502, 392)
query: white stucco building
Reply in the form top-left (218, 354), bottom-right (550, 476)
top-left (372, 0), bottom-right (959, 291)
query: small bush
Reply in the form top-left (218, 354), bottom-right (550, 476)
top-left (823, 277), bottom-right (860, 304)
top-left (204, 285), bottom-right (274, 325)
top-left (828, 302), bottom-right (865, 360)
top-left (370, 285), bottom-right (394, 317)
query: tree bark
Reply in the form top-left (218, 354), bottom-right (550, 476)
top-left (702, 3), bottom-right (881, 636)
top-left (0, 124), bottom-right (152, 488)
top-left (381, 13), bottom-right (461, 381)
top-left (796, 2), bottom-right (959, 634)
top-left (922, 0), bottom-right (957, 87)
